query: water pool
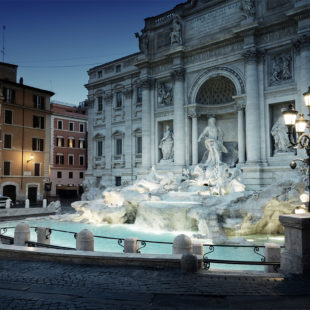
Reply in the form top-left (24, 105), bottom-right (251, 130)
top-left (0, 218), bottom-right (284, 271)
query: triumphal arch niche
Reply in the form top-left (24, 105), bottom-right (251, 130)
top-left (187, 67), bottom-right (245, 168)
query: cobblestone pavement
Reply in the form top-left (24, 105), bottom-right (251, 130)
top-left (0, 260), bottom-right (309, 309)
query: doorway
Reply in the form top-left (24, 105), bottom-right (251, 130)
top-left (28, 187), bottom-right (37, 204)
top-left (3, 185), bottom-right (16, 203)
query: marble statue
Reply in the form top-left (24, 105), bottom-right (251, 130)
top-left (135, 31), bottom-right (149, 55)
top-left (271, 116), bottom-right (291, 153)
top-left (170, 15), bottom-right (182, 45)
top-left (159, 126), bottom-right (174, 160)
top-left (240, 0), bottom-right (255, 18)
top-left (198, 117), bottom-right (227, 166)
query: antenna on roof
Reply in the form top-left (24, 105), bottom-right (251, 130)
top-left (1, 25), bottom-right (6, 62)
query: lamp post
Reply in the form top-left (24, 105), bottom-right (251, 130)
top-left (282, 86), bottom-right (310, 212)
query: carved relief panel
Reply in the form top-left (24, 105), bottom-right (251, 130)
top-left (157, 81), bottom-right (173, 108)
top-left (268, 50), bottom-right (293, 86)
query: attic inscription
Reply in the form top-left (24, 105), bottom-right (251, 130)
top-left (186, 2), bottom-right (241, 37)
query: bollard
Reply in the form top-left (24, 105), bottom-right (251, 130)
top-left (25, 199), bottom-right (30, 209)
top-left (124, 237), bottom-right (139, 253)
top-left (192, 241), bottom-right (204, 268)
top-left (76, 229), bottom-right (94, 251)
top-left (36, 227), bottom-right (51, 245)
top-left (5, 199), bottom-right (11, 209)
top-left (14, 223), bottom-right (30, 246)
top-left (181, 254), bottom-right (198, 273)
top-left (172, 234), bottom-right (192, 255)
top-left (264, 243), bottom-right (281, 273)
top-left (42, 199), bottom-right (47, 208)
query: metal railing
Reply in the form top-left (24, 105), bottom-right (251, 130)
top-left (0, 226), bottom-right (283, 271)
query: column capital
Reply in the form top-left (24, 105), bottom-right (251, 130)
top-left (171, 67), bottom-right (186, 82)
top-left (293, 34), bottom-right (310, 52)
top-left (103, 92), bottom-right (113, 103)
top-left (242, 48), bottom-right (260, 62)
top-left (235, 102), bottom-right (246, 111)
top-left (140, 78), bottom-right (154, 90)
top-left (187, 108), bottom-right (200, 118)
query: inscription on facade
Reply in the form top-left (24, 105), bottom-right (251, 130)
top-left (185, 42), bottom-right (243, 65)
top-left (185, 2), bottom-right (241, 38)
top-left (258, 26), bottom-right (296, 45)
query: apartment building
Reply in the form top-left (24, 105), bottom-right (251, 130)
top-left (0, 62), bottom-right (54, 203)
top-left (50, 102), bottom-right (87, 198)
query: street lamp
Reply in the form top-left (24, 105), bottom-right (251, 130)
top-left (282, 86), bottom-right (310, 212)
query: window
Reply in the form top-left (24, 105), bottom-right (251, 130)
top-left (116, 64), bottom-right (121, 73)
top-left (3, 161), bottom-right (11, 176)
top-left (4, 110), bottom-right (12, 124)
top-left (79, 172), bottom-right (84, 179)
top-left (115, 176), bottom-right (121, 187)
top-left (97, 140), bottom-right (103, 157)
top-left (56, 154), bottom-right (64, 165)
top-left (137, 87), bottom-right (142, 103)
top-left (79, 156), bottom-right (84, 166)
top-left (79, 123), bottom-right (84, 132)
top-left (33, 116), bottom-right (44, 129)
top-left (33, 95), bottom-right (45, 109)
top-left (98, 70), bottom-right (102, 78)
top-left (69, 122), bottom-right (74, 131)
top-left (3, 88), bottom-right (15, 103)
top-left (98, 96), bottom-right (103, 112)
top-left (68, 138), bottom-right (75, 148)
top-left (116, 92), bottom-right (122, 108)
top-left (34, 163), bottom-right (40, 176)
top-left (79, 139), bottom-right (86, 149)
top-left (57, 120), bottom-right (63, 129)
top-left (32, 138), bottom-right (44, 151)
top-left (137, 136), bottom-right (142, 154)
top-left (4, 134), bottom-right (12, 149)
top-left (116, 138), bottom-right (122, 155)
top-left (57, 171), bottom-right (62, 178)
top-left (56, 137), bottom-right (64, 147)
top-left (68, 155), bottom-right (74, 165)
top-left (69, 172), bottom-right (73, 179)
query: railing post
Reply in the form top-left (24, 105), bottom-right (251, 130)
top-left (14, 223), bottom-right (30, 246)
top-left (124, 237), bottom-right (139, 253)
top-left (172, 234), bottom-right (192, 254)
top-left (5, 199), bottom-right (10, 209)
top-left (36, 227), bottom-right (50, 245)
top-left (25, 199), bottom-right (30, 209)
top-left (42, 199), bottom-right (47, 209)
top-left (181, 254), bottom-right (198, 273)
top-left (264, 243), bottom-right (281, 273)
top-left (192, 241), bottom-right (204, 268)
top-left (76, 229), bottom-right (94, 251)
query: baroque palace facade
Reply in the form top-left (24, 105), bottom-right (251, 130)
top-left (85, 0), bottom-right (310, 190)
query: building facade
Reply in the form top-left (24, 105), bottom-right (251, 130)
top-left (0, 62), bottom-right (54, 203)
top-left (85, 0), bottom-right (310, 190)
top-left (50, 102), bottom-right (88, 198)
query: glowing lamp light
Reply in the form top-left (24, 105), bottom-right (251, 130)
top-left (303, 86), bottom-right (310, 108)
top-left (295, 113), bottom-right (308, 134)
top-left (282, 105), bottom-right (298, 126)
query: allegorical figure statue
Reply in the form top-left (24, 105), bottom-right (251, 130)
top-left (135, 30), bottom-right (149, 55)
top-left (198, 117), bottom-right (227, 166)
top-left (271, 116), bottom-right (291, 153)
top-left (240, 0), bottom-right (255, 18)
top-left (159, 125), bottom-right (174, 161)
top-left (170, 15), bottom-right (182, 45)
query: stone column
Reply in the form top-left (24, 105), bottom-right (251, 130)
top-left (141, 79), bottom-right (152, 169)
top-left (124, 88), bottom-right (133, 170)
top-left (104, 93), bottom-right (113, 170)
top-left (86, 96), bottom-right (95, 173)
top-left (279, 214), bottom-right (310, 274)
top-left (171, 68), bottom-right (186, 167)
top-left (190, 113), bottom-right (199, 165)
top-left (243, 50), bottom-right (261, 163)
top-left (237, 103), bottom-right (246, 164)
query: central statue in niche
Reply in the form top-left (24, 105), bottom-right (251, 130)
top-left (198, 117), bottom-right (227, 166)
top-left (159, 125), bottom-right (174, 161)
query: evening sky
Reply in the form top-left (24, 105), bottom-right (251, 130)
top-left (1, 0), bottom-right (182, 105)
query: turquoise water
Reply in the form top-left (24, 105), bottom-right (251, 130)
top-left (0, 218), bottom-right (284, 271)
